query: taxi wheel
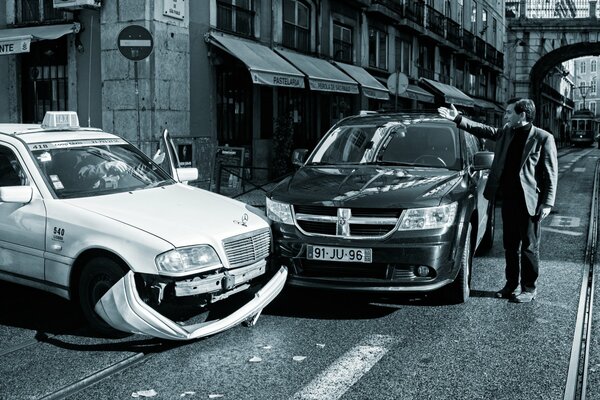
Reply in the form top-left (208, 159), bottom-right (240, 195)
top-left (79, 257), bottom-right (128, 336)
top-left (445, 224), bottom-right (472, 304)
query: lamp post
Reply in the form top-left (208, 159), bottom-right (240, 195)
top-left (578, 83), bottom-right (591, 110)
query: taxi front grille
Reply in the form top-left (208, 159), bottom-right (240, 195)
top-left (223, 228), bottom-right (270, 268)
top-left (293, 205), bottom-right (403, 238)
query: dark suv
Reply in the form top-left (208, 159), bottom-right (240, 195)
top-left (266, 112), bottom-right (495, 303)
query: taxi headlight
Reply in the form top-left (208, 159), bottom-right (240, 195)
top-left (155, 245), bottom-right (221, 273)
top-left (266, 197), bottom-right (294, 225)
top-left (398, 202), bottom-right (458, 230)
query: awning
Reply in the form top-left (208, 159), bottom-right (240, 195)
top-left (0, 23), bottom-right (80, 55)
top-left (419, 78), bottom-right (475, 107)
top-left (395, 84), bottom-right (435, 103)
top-left (334, 62), bottom-right (389, 100)
top-left (276, 49), bottom-right (359, 94)
top-left (207, 32), bottom-right (305, 88)
top-left (473, 98), bottom-right (496, 111)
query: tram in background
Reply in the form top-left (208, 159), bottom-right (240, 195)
top-left (569, 108), bottom-right (598, 146)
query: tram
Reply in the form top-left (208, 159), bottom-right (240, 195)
top-left (569, 108), bottom-right (598, 146)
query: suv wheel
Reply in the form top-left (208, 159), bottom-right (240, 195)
top-left (445, 224), bottom-right (472, 304)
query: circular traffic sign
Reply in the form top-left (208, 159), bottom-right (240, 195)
top-left (387, 72), bottom-right (409, 95)
top-left (118, 25), bottom-right (154, 61)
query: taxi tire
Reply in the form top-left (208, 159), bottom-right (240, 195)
top-left (445, 224), bottom-right (472, 304)
top-left (79, 257), bottom-right (128, 337)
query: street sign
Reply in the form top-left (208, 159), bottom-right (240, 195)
top-left (118, 25), bottom-right (153, 61)
top-left (387, 72), bottom-right (409, 95)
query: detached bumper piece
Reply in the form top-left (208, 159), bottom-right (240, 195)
top-left (94, 266), bottom-right (288, 341)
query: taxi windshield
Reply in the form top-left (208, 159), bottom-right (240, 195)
top-left (30, 139), bottom-right (175, 199)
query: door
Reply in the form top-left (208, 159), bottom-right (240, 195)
top-left (0, 144), bottom-right (46, 283)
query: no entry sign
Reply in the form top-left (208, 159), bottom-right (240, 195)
top-left (118, 25), bottom-right (153, 61)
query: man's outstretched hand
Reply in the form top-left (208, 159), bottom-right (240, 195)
top-left (438, 104), bottom-right (459, 121)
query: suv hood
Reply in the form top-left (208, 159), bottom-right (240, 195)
top-left (66, 184), bottom-right (268, 248)
top-left (271, 166), bottom-right (462, 208)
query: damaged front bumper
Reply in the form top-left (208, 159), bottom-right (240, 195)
top-left (94, 266), bottom-right (288, 340)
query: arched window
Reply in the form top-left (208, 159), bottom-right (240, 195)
top-left (580, 61), bottom-right (586, 74)
top-left (283, 0), bottom-right (310, 52)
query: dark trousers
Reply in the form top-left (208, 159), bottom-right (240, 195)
top-left (501, 192), bottom-right (541, 292)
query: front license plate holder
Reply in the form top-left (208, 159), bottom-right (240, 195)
top-left (306, 245), bottom-right (372, 263)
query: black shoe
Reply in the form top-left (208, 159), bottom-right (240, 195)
top-left (495, 286), bottom-right (518, 299)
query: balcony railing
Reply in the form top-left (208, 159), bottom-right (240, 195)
top-left (506, 0), bottom-right (597, 18)
top-left (496, 51), bottom-right (504, 68)
top-left (405, 0), bottom-right (425, 26)
top-left (462, 29), bottom-right (475, 53)
top-left (486, 43), bottom-right (496, 64)
top-left (426, 5), bottom-right (446, 37)
top-left (446, 20), bottom-right (461, 47)
top-left (475, 36), bottom-right (486, 59)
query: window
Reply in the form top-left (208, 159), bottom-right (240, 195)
top-left (457, 0), bottom-right (464, 28)
top-left (0, 146), bottom-right (28, 187)
top-left (480, 68), bottom-right (488, 97)
top-left (481, 9), bottom-right (487, 36)
top-left (444, 0), bottom-right (451, 18)
top-left (217, 0), bottom-right (255, 37)
top-left (471, 1), bottom-right (477, 33)
top-left (17, 0), bottom-right (65, 24)
top-left (592, 77), bottom-right (597, 94)
top-left (369, 25), bottom-right (388, 70)
top-left (333, 22), bottom-right (352, 63)
top-left (418, 41), bottom-right (434, 78)
top-left (591, 102), bottom-right (596, 114)
top-left (492, 18), bottom-right (497, 45)
top-left (592, 60), bottom-right (597, 72)
top-left (395, 35), bottom-right (412, 75)
top-left (581, 61), bottom-right (586, 74)
top-left (283, 0), bottom-right (310, 52)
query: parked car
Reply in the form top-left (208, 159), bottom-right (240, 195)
top-left (266, 112), bottom-right (494, 303)
top-left (0, 111), bottom-right (287, 340)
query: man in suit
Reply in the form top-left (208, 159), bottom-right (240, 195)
top-left (438, 99), bottom-right (558, 303)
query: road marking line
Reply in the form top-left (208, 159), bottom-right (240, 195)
top-left (542, 227), bottom-right (583, 236)
top-left (573, 167), bottom-right (586, 172)
top-left (291, 334), bottom-right (396, 400)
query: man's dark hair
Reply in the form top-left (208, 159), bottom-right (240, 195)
top-left (507, 98), bottom-right (536, 122)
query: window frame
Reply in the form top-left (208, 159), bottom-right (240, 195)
top-left (282, 0), bottom-right (311, 52)
top-left (368, 25), bottom-right (388, 70)
top-left (216, 0), bottom-right (256, 37)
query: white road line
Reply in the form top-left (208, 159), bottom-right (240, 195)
top-left (541, 227), bottom-right (583, 236)
top-left (573, 167), bottom-right (586, 172)
top-left (291, 334), bottom-right (396, 400)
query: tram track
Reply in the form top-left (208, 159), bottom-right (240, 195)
top-left (564, 158), bottom-right (600, 400)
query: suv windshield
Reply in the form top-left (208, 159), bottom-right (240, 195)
top-left (308, 122), bottom-right (461, 170)
top-left (30, 138), bottom-right (175, 199)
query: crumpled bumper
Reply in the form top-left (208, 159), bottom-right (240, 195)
top-left (94, 266), bottom-right (288, 341)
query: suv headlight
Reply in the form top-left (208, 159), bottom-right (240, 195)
top-left (266, 197), bottom-right (294, 225)
top-left (156, 245), bottom-right (221, 274)
top-left (398, 202), bottom-right (458, 230)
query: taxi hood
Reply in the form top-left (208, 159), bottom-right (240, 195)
top-left (65, 184), bottom-right (269, 248)
top-left (271, 165), bottom-right (462, 208)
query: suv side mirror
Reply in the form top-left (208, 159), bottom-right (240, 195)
top-left (291, 149), bottom-right (309, 167)
top-left (473, 151), bottom-right (494, 170)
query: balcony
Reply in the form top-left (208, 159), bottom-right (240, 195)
top-left (405, 0), bottom-right (425, 26)
top-left (475, 37), bottom-right (486, 59)
top-left (425, 5), bottom-right (446, 37)
top-left (486, 43), bottom-right (496, 64)
top-left (446, 20), bottom-right (461, 47)
top-left (496, 50), bottom-right (504, 69)
top-left (462, 29), bottom-right (475, 53)
top-left (368, 0), bottom-right (403, 21)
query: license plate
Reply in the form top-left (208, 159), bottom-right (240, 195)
top-left (306, 245), bottom-right (372, 263)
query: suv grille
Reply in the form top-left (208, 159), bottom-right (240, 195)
top-left (293, 206), bottom-right (402, 238)
top-left (223, 228), bottom-right (270, 268)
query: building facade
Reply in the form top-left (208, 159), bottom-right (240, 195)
top-left (0, 0), bottom-right (508, 184)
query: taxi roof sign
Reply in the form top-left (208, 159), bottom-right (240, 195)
top-left (41, 111), bottom-right (80, 129)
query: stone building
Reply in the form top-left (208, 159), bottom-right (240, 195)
top-left (0, 0), bottom-right (507, 185)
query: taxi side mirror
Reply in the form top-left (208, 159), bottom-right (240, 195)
top-left (176, 167), bottom-right (198, 183)
top-left (0, 186), bottom-right (33, 204)
top-left (292, 149), bottom-right (309, 167)
top-left (473, 151), bottom-right (494, 170)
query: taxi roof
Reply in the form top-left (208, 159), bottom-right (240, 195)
top-left (0, 123), bottom-right (116, 145)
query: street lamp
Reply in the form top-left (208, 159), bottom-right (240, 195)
top-left (578, 83), bottom-right (591, 109)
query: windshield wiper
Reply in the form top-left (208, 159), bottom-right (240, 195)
top-left (146, 179), bottom-right (173, 188)
top-left (307, 162), bottom-right (335, 166)
top-left (363, 161), bottom-right (417, 166)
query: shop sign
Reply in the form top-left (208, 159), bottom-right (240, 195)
top-left (251, 71), bottom-right (305, 88)
top-left (0, 37), bottom-right (31, 55)
top-left (309, 79), bottom-right (359, 94)
top-left (163, 0), bottom-right (185, 20)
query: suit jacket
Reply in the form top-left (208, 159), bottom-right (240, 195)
top-left (456, 116), bottom-right (558, 216)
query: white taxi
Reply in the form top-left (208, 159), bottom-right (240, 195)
top-left (0, 111), bottom-right (287, 340)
